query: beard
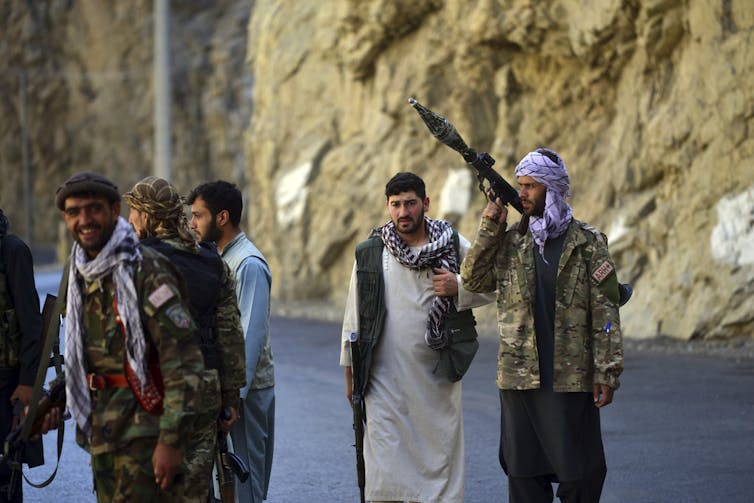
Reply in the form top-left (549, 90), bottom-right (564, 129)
top-left (74, 220), bottom-right (117, 256)
top-left (393, 211), bottom-right (425, 235)
top-left (523, 196), bottom-right (546, 217)
top-left (201, 219), bottom-right (223, 244)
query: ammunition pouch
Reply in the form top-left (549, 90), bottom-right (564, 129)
top-left (433, 306), bottom-right (479, 382)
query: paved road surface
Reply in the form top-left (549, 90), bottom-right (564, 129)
top-left (19, 270), bottom-right (754, 502)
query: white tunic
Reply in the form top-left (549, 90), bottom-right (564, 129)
top-left (340, 236), bottom-right (491, 503)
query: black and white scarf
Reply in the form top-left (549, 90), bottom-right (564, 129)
top-left (65, 217), bottom-right (146, 436)
top-left (371, 217), bottom-right (457, 349)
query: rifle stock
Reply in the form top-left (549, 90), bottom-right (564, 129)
top-left (408, 98), bottom-right (529, 235)
top-left (348, 332), bottom-right (366, 503)
top-left (215, 409), bottom-right (250, 503)
top-left (2, 293), bottom-right (66, 473)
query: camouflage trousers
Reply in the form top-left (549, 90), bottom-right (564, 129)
top-left (91, 436), bottom-right (185, 503)
top-left (182, 369), bottom-right (221, 503)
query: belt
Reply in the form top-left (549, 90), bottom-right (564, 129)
top-left (87, 373), bottom-right (129, 390)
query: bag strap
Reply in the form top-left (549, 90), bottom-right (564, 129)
top-left (452, 229), bottom-right (460, 263)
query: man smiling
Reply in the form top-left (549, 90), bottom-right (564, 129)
top-left (43, 172), bottom-right (205, 502)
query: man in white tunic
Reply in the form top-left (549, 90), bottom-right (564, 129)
top-left (340, 172), bottom-right (490, 503)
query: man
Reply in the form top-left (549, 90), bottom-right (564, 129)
top-left (340, 172), bottom-right (490, 503)
top-left (187, 181), bottom-right (274, 503)
top-left (461, 148), bottom-right (624, 503)
top-left (123, 176), bottom-right (246, 501)
top-left (0, 210), bottom-right (43, 502)
top-left (48, 172), bottom-right (205, 502)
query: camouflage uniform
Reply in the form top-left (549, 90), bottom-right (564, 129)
top-left (122, 175), bottom-right (246, 500)
top-left (460, 216), bottom-right (623, 391)
top-left (159, 238), bottom-right (245, 502)
top-left (72, 245), bottom-right (205, 503)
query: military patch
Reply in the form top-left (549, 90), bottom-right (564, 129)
top-left (592, 260), bottom-right (614, 284)
top-left (147, 284), bottom-right (174, 309)
top-left (165, 304), bottom-right (191, 329)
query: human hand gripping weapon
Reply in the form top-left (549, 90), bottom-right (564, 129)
top-left (215, 408), bottom-right (250, 503)
top-left (1, 293), bottom-right (67, 499)
top-left (408, 97), bottom-right (529, 235)
top-left (348, 332), bottom-right (366, 503)
top-left (2, 372), bottom-right (66, 460)
top-left (408, 98), bottom-right (634, 306)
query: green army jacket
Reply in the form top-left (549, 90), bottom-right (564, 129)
top-left (73, 245), bottom-right (205, 455)
top-left (461, 216), bottom-right (623, 392)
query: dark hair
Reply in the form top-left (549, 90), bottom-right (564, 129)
top-left (186, 181), bottom-right (243, 227)
top-left (385, 172), bottom-right (426, 200)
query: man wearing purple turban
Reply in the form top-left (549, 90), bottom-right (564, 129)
top-left (461, 148), bottom-right (624, 503)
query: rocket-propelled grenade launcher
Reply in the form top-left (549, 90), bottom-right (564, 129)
top-left (408, 97), bottom-right (529, 234)
top-left (408, 98), bottom-right (633, 306)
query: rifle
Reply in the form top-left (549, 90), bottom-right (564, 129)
top-left (215, 408), bottom-right (250, 503)
top-left (2, 373), bottom-right (66, 460)
top-left (1, 293), bottom-right (66, 499)
top-left (1, 372), bottom-right (66, 498)
top-left (348, 332), bottom-right (366, 503)
top-left (408, 98), bottom-right (529, 235)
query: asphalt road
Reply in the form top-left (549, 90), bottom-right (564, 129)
top-left (18, 270), bottom-right (754, 502)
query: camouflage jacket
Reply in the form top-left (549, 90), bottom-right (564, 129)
top-left (161, 238), bottom-right (246, 410)
top-left (73, 245), bottom-right (206, 455)
top-left (461, 216), bottom-right (623, 392)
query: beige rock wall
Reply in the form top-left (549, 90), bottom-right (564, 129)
top-left (1, 1), bottom-right (751, 341)
top-left (0, 0), bottom-right (251, 248)
top-left (245, 0), bottom-right (754, 340)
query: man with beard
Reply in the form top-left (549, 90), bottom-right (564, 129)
top-left (123, 176), bottom-right (245, 502)
top-left (43, 172), bottom-right (205, 502)
top-left (0, 209), bottom-right (43, 502)
top-left (461, 148), bottom-right (624, 503)
top-left (339, 172), bottom-right (491, 503)
top-left (187, 181), bottom-right (274, 503)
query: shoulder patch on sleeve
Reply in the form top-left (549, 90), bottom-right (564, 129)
top-left (147, 283), bottom-right (175, 309)
top-left (165, 304), bottom-right (191, 329)
top-left (578, 221), bottom-right (608, 245)
top-left (592, 260), bottom-right (614, 284)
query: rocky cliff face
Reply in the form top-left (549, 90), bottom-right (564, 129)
top-left (0, 0), bottom-right (251, 242)
top-left (245, 0), bottom-right (753, 341)
top-left (1, 1), bottom-right (751, 341)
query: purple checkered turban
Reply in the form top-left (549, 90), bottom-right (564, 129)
top-left (514, 147), bottom-right (573, 260)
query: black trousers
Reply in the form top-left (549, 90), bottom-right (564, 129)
top-left (507, 474), bottom-right (605, 503)
top-left (499, 389), bottom-right (606, 503)
top-left (0, 374), bottom-right (22, 503)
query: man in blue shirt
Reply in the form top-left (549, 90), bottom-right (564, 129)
top-left (187, 181), bottom-right (274, 503)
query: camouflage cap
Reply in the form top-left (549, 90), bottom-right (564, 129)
top-left (122, 176), bottom-right (183, 219)
top-left (123, 176), bottom-right (197, 246)
top-left (55, 172), bottom-right (120, 210)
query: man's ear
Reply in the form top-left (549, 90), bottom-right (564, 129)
top-left (216, 209), bottom-right (231, 228)
top-left (423, 196), bottom-right (430, 212)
